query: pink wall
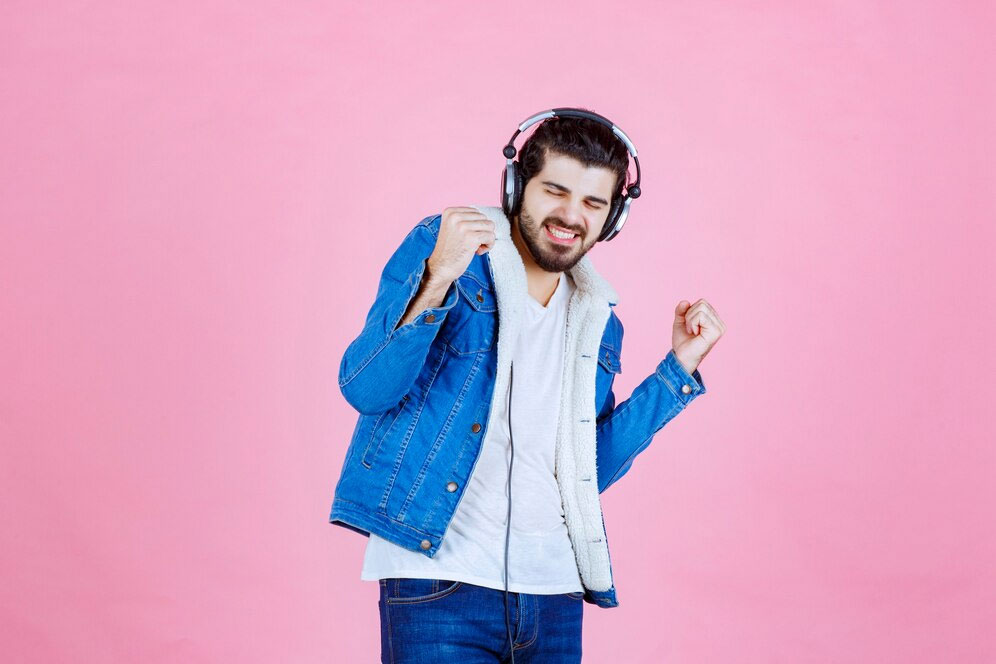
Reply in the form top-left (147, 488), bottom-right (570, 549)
top-left (2, 2), bottom-right (993, 662)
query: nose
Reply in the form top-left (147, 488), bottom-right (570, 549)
top-left (558, 199), bottom-right (585, 234)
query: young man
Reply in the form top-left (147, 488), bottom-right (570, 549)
top-left (330, 112), bottom-right (725, 662)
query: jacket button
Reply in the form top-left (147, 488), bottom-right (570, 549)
top-left (420, 539), bottom-right (431, 550)
top-left (446, 481), bottom-right (458, 492)
top-left (471, 423), bottom-right (481, 433)
top-left (476, 292), bottom-right (484, 302)
top-left (425, 314), bottom-right (436, 323)
top-left (681, 384), bottom-right (691, 394)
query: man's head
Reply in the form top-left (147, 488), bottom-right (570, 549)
top-left (512, 114), bottom-right (630, 273)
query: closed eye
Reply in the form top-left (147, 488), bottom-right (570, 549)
top-left (546, 190), bottom-right (602, 209)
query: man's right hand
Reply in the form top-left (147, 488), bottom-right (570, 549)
top-left (426, 207), bottom-right (496, 285)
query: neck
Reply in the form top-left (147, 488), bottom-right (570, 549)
top-left (511, 214), bottom-right (563, 307)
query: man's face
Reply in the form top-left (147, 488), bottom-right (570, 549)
top-left (514, 151), bottom-right (617, 273)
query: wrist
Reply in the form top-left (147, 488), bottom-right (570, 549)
top-left (672, 348), bottom-right (698, 376)
top-left (423, 262), bottom-right (454, 292)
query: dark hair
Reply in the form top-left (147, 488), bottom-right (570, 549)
top-left (517, 111), bottom-right (631, 206)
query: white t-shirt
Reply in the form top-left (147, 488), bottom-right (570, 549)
top-left (359, 271), bottom-right (583, 594)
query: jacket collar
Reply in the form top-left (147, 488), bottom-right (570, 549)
top-left (471, 206), bottom-right (619, 306)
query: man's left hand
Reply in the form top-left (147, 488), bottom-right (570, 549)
top-left (672, 299), bottom-right (726, 375)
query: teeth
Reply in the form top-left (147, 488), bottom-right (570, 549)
top-left (548, 225), bottom-right (576, 239)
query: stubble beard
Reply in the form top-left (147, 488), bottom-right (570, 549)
top-left (516, 206), bottom-right (594, 273)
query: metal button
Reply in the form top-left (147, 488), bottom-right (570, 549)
top-left (420, 539), bottom-right (431, 550)
top-left (446, 481), bottom-right (458, 492)
top-left (476, 292), bottom-right (484, 302)
top-left (471, 422), bottom-right (481, 433)
top-left (425, 314), bottom-right (436, 323)
top-left (681, 384), bottom-right (691, 394)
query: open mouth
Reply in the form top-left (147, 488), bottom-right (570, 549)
top-left (544, 223), bottom-right (580, 245)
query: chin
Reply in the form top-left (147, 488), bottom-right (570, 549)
top-left (535, 243), bottom-right (589, 273)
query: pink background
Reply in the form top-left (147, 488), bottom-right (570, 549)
top-left (2, 2), bottom-right (994, 662)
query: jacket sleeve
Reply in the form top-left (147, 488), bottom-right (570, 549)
top-left (596, 344), bottom-right (707, 494)
top-left (338, 215), bottom-right (459, 415)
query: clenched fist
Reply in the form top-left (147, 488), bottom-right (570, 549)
top-left (425, 207), bottom-right (497, 285)
top-left (672, 299), bottom-right (725, 375)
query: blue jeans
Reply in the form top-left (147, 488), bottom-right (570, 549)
top-left (377, 578), bottom-right (584, 663)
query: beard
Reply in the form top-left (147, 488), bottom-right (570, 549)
top-left (516, 205), bottom-right (595, 273)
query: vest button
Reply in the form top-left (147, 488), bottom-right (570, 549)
top-left (425, 314), bottom-right (436, 323)
top-left (681, 384), bottom-right (692, 394)
top-left (471, 422), bottom-right (481, 433)
top-left (446, 481), bottom-right (458, 492)
top-left (420, 539), bottom-right (431, 550)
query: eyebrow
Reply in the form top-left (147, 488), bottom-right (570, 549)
top-left (541, 181), bottom-right (609, 206)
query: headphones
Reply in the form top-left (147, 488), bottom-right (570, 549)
top-left (500, 107), bottom-right (642, 242)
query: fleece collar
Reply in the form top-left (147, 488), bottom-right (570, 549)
top-left (470, 204), bottom-right (617, 592)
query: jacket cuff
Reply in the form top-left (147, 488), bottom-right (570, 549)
top-left (390, 258), bottom-right (459, 335)
top-left (655, 349), bottom-right (707, 405)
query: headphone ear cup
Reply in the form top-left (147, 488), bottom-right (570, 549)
top-left (602, 196), bottom-right (632, 242)
top-left (501, 163), bottom-right (513, 217)
top-left (599, 196), bottom-right (624, 241)
top-left (501, 160), bottom-right (524, 218)
top-left (511, 166), bottom-right (524, 218)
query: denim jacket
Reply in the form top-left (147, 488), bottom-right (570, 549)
top-left (329, 205), bottom-right (706, 608)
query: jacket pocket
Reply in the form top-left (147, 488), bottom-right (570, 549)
top-left (438, 274), bottom-right (498, 355)
top-left (597, 342), bottom-right (622, 374)
top-left (361, 394), bottom-right (409, 469)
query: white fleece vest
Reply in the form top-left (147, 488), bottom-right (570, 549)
top-left (473, 205), bottom-right (619, 592)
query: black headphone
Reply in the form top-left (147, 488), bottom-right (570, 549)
top-left (500, 107), bottom-right (642, 242)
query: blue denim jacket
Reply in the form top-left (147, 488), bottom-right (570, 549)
top-left (330, 206), bottom-right (706, 608)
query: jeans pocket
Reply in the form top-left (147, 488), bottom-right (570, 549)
top-left (383, 577), bottom-right (463, 605)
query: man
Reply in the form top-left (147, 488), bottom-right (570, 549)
top-left (330, 111), bottom-right (725, 662)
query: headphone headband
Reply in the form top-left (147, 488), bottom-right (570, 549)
top-left (504, 108), bottom-right (641, 183)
